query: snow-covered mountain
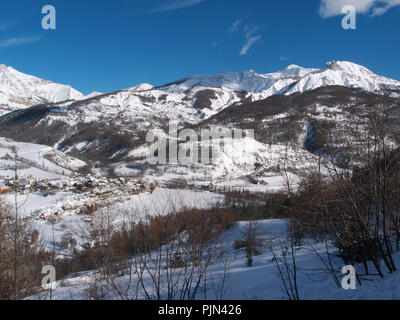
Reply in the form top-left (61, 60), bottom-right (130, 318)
top-left (0, 64), bottom-right (84, 115)
top-left (82, 60), bottom-right (400, 123)
top-left (285, 61), bottom-right (400, 96)
top-left (2, 61), bottom-right (399, 121)
top-left (160, 65), bottom-right (318, 94)
top-left (157, 60), bottom-right (400, 106)
top-left (0, 60), bottom-right (399, 178)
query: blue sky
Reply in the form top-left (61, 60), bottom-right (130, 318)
top-left (0, 0), bottom-right (399, 94)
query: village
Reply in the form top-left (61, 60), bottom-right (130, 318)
top-left (0, 173), bottom-right (160, 223)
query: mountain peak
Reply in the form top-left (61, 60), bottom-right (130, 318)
top-left (0, 65), bottom-right (84, 114)
top-left (326, 61), bottom-right (343, 71)
top-left (128, 83), bottom-right (154, 92)
top-left (326, 60), bottom-right (374, 75)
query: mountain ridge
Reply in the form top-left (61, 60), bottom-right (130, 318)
top-left (0, 60), bottom-right (399, 179)
top-left (1, 60), bottom-right (400, 115)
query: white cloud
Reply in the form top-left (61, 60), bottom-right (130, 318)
top-left (0, 36), bottom-right (42, 49)
top-left (239, 24), bottom-right (263, 55)
top-left (280, 56), bottom-right (290, 61)
top-left (228, 19), bottom-right (263, 55)
top-left (371, 0), bottom-right (400, 15)
top-left (211, 41), bottom-right (218, 47)
top-left (151, 0), bottom-right (205, 13)
top-left (240, 35), bottom-right (261, 56)
top-left (319, 0), bottom-right (400, 17)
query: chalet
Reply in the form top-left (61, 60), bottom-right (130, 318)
top-left (0, 186), bottom-right (10, 194)
top-left (22, 185), bottom-right (31, 195)
top-left (39, 183), bottom-right (49, 192)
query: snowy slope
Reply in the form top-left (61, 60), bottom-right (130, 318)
top-left (125, 136), bottom-right (331, 190)
top-left (3, 187), bottom-right (223, 251)
top-left (0, 64), bottom-right (83, 114)
top-left (0, 137), bottom-right (87, 179)
top-left (27, 218), bottom-right (400, 300)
